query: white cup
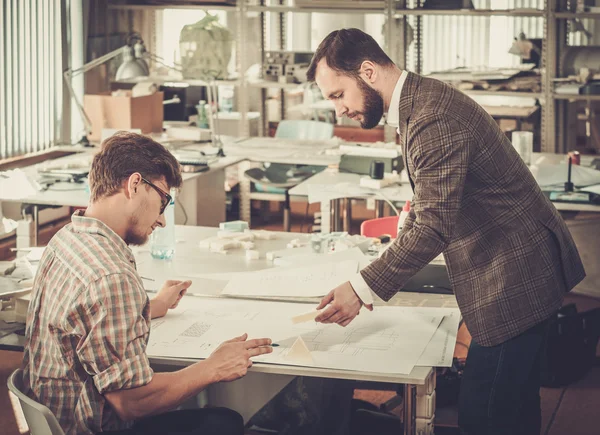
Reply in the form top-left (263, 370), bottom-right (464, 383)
top-left (511, 131), bottom-right (533, 166)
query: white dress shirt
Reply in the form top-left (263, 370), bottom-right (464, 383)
top-left (349, 69), bottom-right (408, 305)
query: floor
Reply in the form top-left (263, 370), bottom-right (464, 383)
top-left (2, 200), bottom-right (599, 434)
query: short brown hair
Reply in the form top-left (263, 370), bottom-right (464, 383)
top-left (307, 28), bottom-right (394, 82)
top-left (88, 132), bottom-right (182, 202)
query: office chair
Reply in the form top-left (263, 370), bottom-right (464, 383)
top-left (7, 369), bottom-right (66, 435)
top-left (244, 120), bottom-right (334, 231)
top-left (360, 216), bottom-right (400, 238)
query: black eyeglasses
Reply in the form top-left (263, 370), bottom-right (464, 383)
top-left (141, 177), bottom-right (172, 215)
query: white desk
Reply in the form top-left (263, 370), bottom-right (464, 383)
top-left (0, 148), bottom-right (242, 246)
top-left (289, 170), bottom-right (414, 232)
top-left (290, 163), bottom-right (600, 231)
top-left (177, 136), bottom-right (343, 225)
top-left (135, 225), bottom-right (449, 435)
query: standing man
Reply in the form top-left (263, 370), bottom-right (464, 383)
top-left (308, 29), bottom-right (585, 434)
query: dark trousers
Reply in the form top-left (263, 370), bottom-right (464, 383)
top-left (101, 408), bottom-right (244, 435)
top-left (458, 319), bottom-right (549, 435)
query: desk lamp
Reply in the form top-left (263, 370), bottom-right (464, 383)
top-left (63, 34), bottom-right (150, 146)
top-left (204, 79), bottom-right (226, 157)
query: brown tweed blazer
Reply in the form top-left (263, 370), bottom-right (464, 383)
top-left (361, 72), bottom-right (585, 347)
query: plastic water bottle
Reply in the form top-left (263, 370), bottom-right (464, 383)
top-left (397, 200), bottom-right (411, 236)
top-left (196, 100), bottom-right (209, 128)
top-left (150, 190), bottom-right (176, 260)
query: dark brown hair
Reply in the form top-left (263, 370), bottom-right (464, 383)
top-left (88, 131), bottom-right (182, 202)
top-left (306, 28), bottom-right (394, 82)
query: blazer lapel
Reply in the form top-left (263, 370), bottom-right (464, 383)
top-left (397, 72), bottom-right (421, 192)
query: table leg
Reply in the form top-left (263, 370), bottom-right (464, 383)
top-left (33, 205), bottom-right (39, 247)
top-left (375, 199), bottom-right (385, 218)
top-left (331, 198), bottom-right (342, 232)
top-left (238, 161), bottom-right (252, 224)
top-left (404, 384), bottom-right (416, 435)
top-left (343, 198), bottom-right (352, 233)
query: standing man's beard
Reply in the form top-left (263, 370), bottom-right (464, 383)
top-left (356, 77), bottom-right (384, 129)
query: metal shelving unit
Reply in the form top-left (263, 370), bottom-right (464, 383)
top-left (551, 4), bottom-right (600, 152)
top-left (108, 3), bottom-right (238, 11)
top-left (554, 94), bottom-right (600, 101)
top-left (107, 0), bottom-right (586, 153)
top-left (396, 8), bottom-right (545, 17)
top-left (396, 1), bottom-right (554, 152)
top-left (554, 11), bottom-right (600, 19)
top-left (463, 90), bottom-right (544, 98)
top-left (247, 5), bottom-right (386, 13)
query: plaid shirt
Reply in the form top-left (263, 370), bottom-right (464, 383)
top-left (22, 210), bottom-right (154, 434)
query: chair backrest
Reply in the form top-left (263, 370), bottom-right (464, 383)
top-left (7, 369), bottom-right (66, 435)
top-left (275, 120), bottom-right (334, 140)
top-left (361, 216), bottom-right (399, 238)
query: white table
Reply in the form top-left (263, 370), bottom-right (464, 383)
top-left (289, 170), bottom-right (415, 232)
top-left (290, 163), bottom-right (600, 232)
top-left (176, 136), bottom-right (344, 225)
top-left (135, 226), bottom-right (451, 435)
top-left (0, 147), bottom-right (243, 246)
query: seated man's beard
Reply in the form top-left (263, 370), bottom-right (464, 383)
top-left (125, 216), bottom-right (148, 246)
top-left (356, 78), bottom-right (384, 129)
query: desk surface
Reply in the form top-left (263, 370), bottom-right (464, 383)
top-left (2, 225), bottom-right (446, 384)
top-left (135, 226), bottom-right (445, 385)
top-left (0, 148), bottom-right (242, 207)
top-left (289, 167), bottom-right (600, 213)
top-left (178, 136), bottom-right (342, 167)
top-left (288, 170), bottom-right (413, 202)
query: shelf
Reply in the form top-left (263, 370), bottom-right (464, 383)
top-left (462, 90), bottom-right (543, 98)
top-left (248, 79), bottom-right (304, 90)
top-left (396, 8), bottom-right (544, 17)
top-left (108, 2), bottom-right (238, 11)
top-left (247, 5), bottom-right (546, 16)
top-left (247, 5), bottom-right (384, 14)
top-left (114, 76), bottom-right (241, 87)
top-left (554, 12), bottom-right (600, 19)
top-left (553, 93), bottom-right (600, 101)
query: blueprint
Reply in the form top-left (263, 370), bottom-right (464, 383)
top-left (146, 297), bottom-right (443, 374)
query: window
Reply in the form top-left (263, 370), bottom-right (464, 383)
top-left (0, 0), bottom-right (68, 159)
top-left (156, 9), bottom-right (229, 69)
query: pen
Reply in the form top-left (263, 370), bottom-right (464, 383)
top-left (140, 276), bottom-right (155, 281)
top-left (271, 343), bottom-right (280, 347)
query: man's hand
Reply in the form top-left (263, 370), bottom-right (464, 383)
top-left (314, 281), bottom-right (373, 327)
top-left (150, 280), bottom-right (192, 318)
top-left (206, 333), bottom-right (273, 382)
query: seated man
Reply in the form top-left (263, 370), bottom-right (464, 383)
top-left (21, 132), bottom-right (273, 435)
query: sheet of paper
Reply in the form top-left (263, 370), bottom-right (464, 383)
top-left (221, 259), bottom-right (359, 298)
top-left (585, 184), bottom-right (600, 195)
top-left (273, 247), bottom-right (371, 270)
top-left (398, 307), bottom-right (461, 367)
top-left (146, 297), bottom-right (443, 375)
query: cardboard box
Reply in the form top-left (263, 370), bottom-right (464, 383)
top-left (84, 91), bottom-right (164, 141)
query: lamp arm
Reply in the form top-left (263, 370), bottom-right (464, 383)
top-left (63, 69), bottom-right (92, 135)
top-left (63, 45), bottom-right (128, 138)
top-left (66, 45), bottom-right (128, 78)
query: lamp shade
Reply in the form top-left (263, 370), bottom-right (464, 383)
top-left (116, 46), bottom-right (149, 80)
